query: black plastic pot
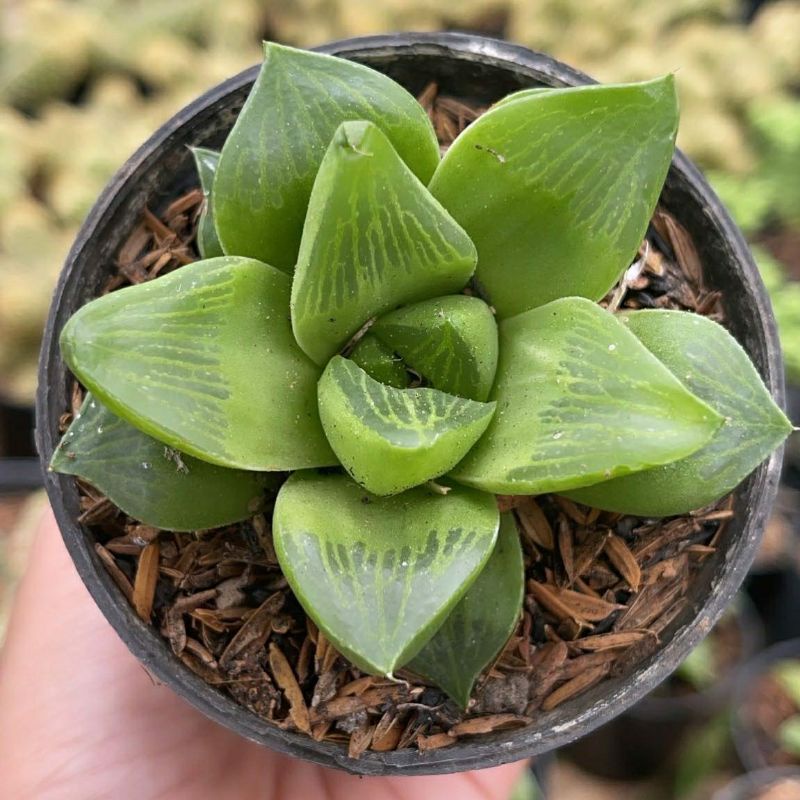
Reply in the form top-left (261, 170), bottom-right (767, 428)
top-left (733, 639), bottom-right (800, 772)
top-left (0, 396), bottom-right (40, 493)
top-left (564, 597), bottom-right (764, 780)
top-left (36, 32), bottom-right (785, 776)
top-left (713, 768), bottom-right (800, 800)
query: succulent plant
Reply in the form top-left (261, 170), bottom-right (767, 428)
top-left (49, 43), bottom-right (791, 706)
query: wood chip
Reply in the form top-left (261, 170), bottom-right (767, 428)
top-left (542, 663), bottom-right (610, 711)
top-left (554, 497), bottom-right (587, 525)
top-left (554, 587), bottom-right (623, 622)
top-left (528, 580), bottom-right (588, 625)
top-left (558, 516), bottom-right (576, 585)
top-left (133, 539), bottom-right (160, 621)
top-left (161, 606), bottom-right (187, 655)
top-left (269, 643), bottom-right (310, 734)
top-left (553, 653), bottom-right (615, 685)
top-left (604, 534), bottom-right (642, 592)
top-left (371, 711), bottom-right (403, 752)
top-left (656, 211), bottom-right (704, 288)
top-left (515, 498), bottom-right (554, 549)
top-left (418, 732), bottom-right (457, 751)
top-left (449, 714), bottom-right (530, 737)
top-left (574, 630), bottom-right (652, 652)
top-left (94, 542), bottom-right (134, 603)
top-left (219, 591), bottom-right (284, 667)
top-left (348, 721), bottom-right (374, 759)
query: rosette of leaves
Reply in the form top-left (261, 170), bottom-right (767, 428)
top-left (51, 44), bottom-right (792, 709)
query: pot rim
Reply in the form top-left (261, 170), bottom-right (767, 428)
top-left (36, 31), bottom-right (785, 775)
top-left (712, 767), bottom-right (800, 800)
top-left (732, 637), bottom-right (800, 772)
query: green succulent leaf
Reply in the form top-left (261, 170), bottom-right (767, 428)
top-left (190, 146), bottom-right (223, 259)
top-left (273, 471), bottom-right (500, 676)
top-left (60, 256), bottom-right (336, 471)
top-left (450, 297), bottom-right (723, 495)
top-left (318, 356), bottom-right (495, 496)
top-left (408, 512), bottom-right (524, 708)
top-left (213, 43), bottom-right (440, 270)
top-left (371, 295), bottom-right (499, 401)
top-left (51, 393), bottom-right (274, 531)
top-left (349, 333), bottom-right (409, 389)
top-left (491, 86), bottom-right (554, 109)
top-left (291, 120), bottom-right (477, 365)
top-left (429, 77), bottom-right (678, 318)
top-left (565, 311), bottom-right (792, 515)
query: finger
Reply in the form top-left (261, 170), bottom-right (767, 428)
top-left (0, 509), bottom-right (270, 800)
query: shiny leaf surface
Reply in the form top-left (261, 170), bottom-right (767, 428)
top-left (371, 295), bottom-right (498, 401)
top-left (429, 77), bottom-right (678, 317)
top-left (349, 333), bottom-right (409, 389)
top-left (273, 471), bottom-right (499, 675)
top-left (51, 393), bottom-right (273, 530)
top-left (190, 146), bottom-right (223, 259)
top-left (60, 257), bottom-right (336, 471)
top-left (291, 120), bottom-right (477, 365)
top-left (213, 43), bottom-right (440, 270)
top-left (451, 298), bottom-right (723, 494)
top-left (408, 512), bottom-right (524, 707)
top-left (565, 310), bottom-right (792, 515)
top-left (318, 357), bottom-right (495, 496)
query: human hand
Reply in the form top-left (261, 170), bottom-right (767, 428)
top-left (0, 510), bottom-right (526, 800)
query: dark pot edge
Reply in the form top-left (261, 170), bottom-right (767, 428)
top-left (713, 767), bottom-right (800, 800)
top-left (34, 31), bottom-right (785, 776)
top-left (732, 638), bottom-right (800, 772)
top-left (627, 593), bottom-right (765, 722)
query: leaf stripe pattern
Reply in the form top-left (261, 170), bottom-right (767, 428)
top-left (213, 43), bottom-right (440, 270)
top-left (51, 393), bottom-right (272, 531)
top-left (60, 256), bottom-right (336, 471)
top-left (408, 512), bottom-right (524, 708)
top-left (566, 310), bottom-right (792, 515)
top-left (273, 472), bottom-right (499, 675)
top-left (429, 77), bottom-right (678, 317)
top-left (291, 121), bottom-right (477, 365)
top-left (451, 298), bottom-right (723, 495)
top-left (190, 146), bottom-right (223, 259)
top-left (318, 357), bottom-right (495, 495)
top-left (370, 295), bottom-right (498, 402)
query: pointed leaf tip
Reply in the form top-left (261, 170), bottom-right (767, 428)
top-left (213, 43), bottom-right (439, 269)
top-left (273, 471), bottom-right (499, 675)
top-left (291, 120), bottom-right (477, 365)
top-left (60, 256), bottom-right (336, 471)
top-left (451, 297), bottom-right (723, 495)
top-left (408, 513), bottom-right (524, 707)
top-left (51, 394), bottom-right (275, 531)
top-left (430, 77), bottom-right (679, 317)
top-left (565, 310), bottom-right (791, 515)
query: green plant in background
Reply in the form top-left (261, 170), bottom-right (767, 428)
top-left (3, 0), bottom-right (800, 404)
top-left (676, 637), bottom-right (717, 692)
top-left (752, 247), bottom-right (800, 383)
top-left (509, 769), bottom-right (543, 800)
top-left (772, 660), bottom-right (800, 757)
top-left (709, 99), bottom-right (800, 235)
top-left (50, 45), bottom-right (791, 704)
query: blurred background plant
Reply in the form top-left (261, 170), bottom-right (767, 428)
top-left (2, 0), bottom-right (800, 403)
top-left (2, 1), bottom-right (800, 797)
